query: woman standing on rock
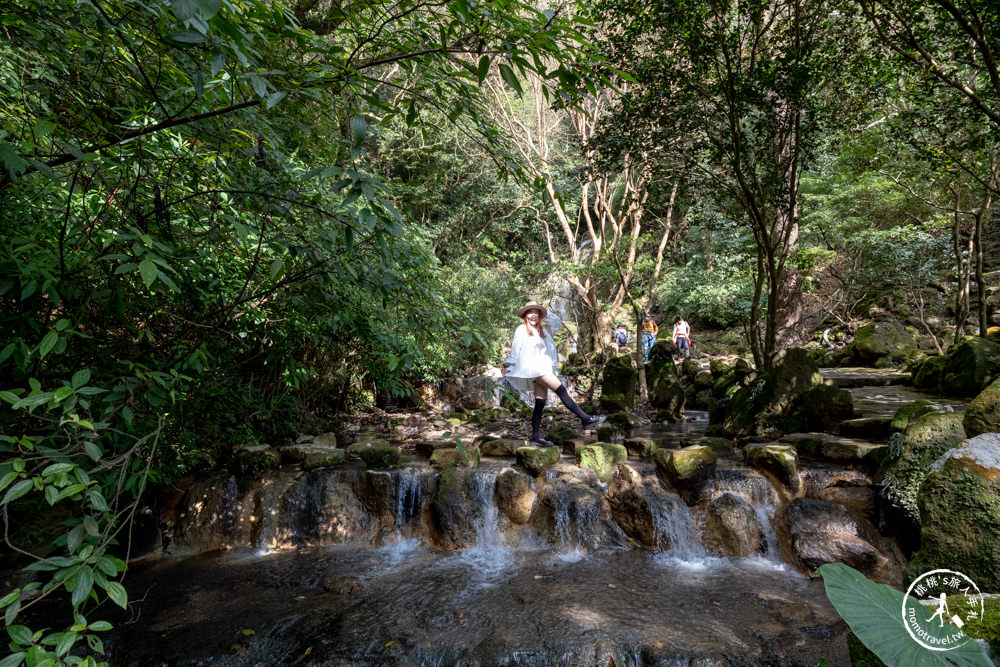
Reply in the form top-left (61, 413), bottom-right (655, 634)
top-left (502, 301), bottom-right (606, 446)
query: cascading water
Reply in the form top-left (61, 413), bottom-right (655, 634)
top-left (457, 467), bottom-right (515, 577)
top-left (649, 493), bottom-right (705, 561)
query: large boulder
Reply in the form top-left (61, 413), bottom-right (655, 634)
top-left (648, 367), bottom-right (686, 419)
top-left (623, 437), bottom-right (659, 458)
top-left (719, 348), bottom-right (823, 438)
top-left (606, 472), bottom-right (685, 549)
top-left (228, 444), bottom-right (280, 474)
top-left (906, 434), bottom-right (1000, 591)
top-left (430, 467), bottom-right (476, 549)
top-left (546, 422), bottom-right (578, 446)
top-left (600, 354), bottom-right (637, 412)
top-left (481, 439), bottom-right (521, 457)
top-left (653, 445), bottom-right (716, 504)
top-left (702, 493), bottom-right (765, 557)
top-left (911, 355), bottom-right (947, 393)
top-left (429, 446), bottom-right (480, 468)
top-left (964, 377), bottom-right (1000, 437)
top-left (851, 322), bottom-right (917, 365)
top-left (876, 411), bottom-right (966, 550)
top-left (358, 445), bottom-right (401, 469)
top-left (495, 468), bottom-right (536, 524)
top-left (776, 498), bottom-right (904, 586)
top-left (940, 336), bottom-right (1000, 397)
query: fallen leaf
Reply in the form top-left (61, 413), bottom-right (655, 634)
top-left (654, 641), bottom-right (664, 649)
top-left (385, 640), bottom-right (395, 647)
top-left (241, 628), bottom-right (255, 636)
top-left (534, 575), bottom-right (543, 580)
top-left (304, 647), bottom-right (312, 656)
top-left (608, 583), bottom-right (617, 589)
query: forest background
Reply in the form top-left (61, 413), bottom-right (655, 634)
top-left (0, 0), bottom-right (998, 664)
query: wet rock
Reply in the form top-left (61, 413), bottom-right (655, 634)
top-left (709, 359), bottom-right (730, 377)
top-left (623, 437), bottom-right (659, 458)
top-left (229, 444), bottom-right (280, 475)
top-left (964, 377), bottom-right (1000, 437)
top-left (694, 370), bottom-right (714, 389)
top-left (322, 576), bottom-right (363, 597)
top-left (481, 439), bottom-right (521, 457)
top-left (742, 444), bottom-right (801, 496)
top-left (838, 417), bottom-right (891, 441)
top-left (546, 422), bottom-right (577, 446)
top-left (430, 467), bottom-right (474, 549)
top-left (907, 433), bottom-right (1000, 591)
top-left (414, 440), bottom-right (455, 458)
top-left (529, 470), bottom-right (612, 548)
top-left (358, 445), bottom-right (401, 469)
top-left (780, 433), bottom-right (885, 469)
top-left (280, 443), bottom-right (345, 469)
top-left (356, 471), bottom-right (395, 525)
top-left (817, 486), bottom-right (876, 517)
top-left (654, 445), bottom-right (716, 504)
top-left (912, 354), bottom-right (947, 394)
top-left (596, 424), bottom-right (618, 442)
top-left (682, 436), bottom-right (734, 453)
top-left (648, 360), bottom-right (685, 415)
top-left (495, 468), bottom-right (535, 524)
top-left (600, 354), bottom-right (637, 412)
top-left (702, 493), bottom-right (765, 557)
top-left (576, 443), bottom-right (628, 481)
top-left (430, 447), bottom-right (481, 468)
top-left (776, 498), bottom-right (904, 586)
top-left (346, 437), bottom-right (391, 460)
top-left (850, 322), bottom-right (917, 364)
top-left (516, 445), bottom-right (561, 476)
top-left (940, 336), bottom-right (1000, 397)
top-left (311, 432), bottom-right (341, 448)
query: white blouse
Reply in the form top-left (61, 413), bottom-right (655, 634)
top-left (504, 312), bottom-right (562, 379)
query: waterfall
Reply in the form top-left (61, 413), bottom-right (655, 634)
top-left (458, 468), bottom-right (513, 576)
top-left (393, 469), bottom-right (424, 534)
top-left (649, 495), bottom-right (705, 561)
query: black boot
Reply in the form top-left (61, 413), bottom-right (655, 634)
top-left (530, 398), bottom-right (552, 446)
top-left (554, 384), bottom-right (605, 428)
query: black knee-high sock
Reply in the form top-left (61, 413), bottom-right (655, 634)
top-left (554, 384), bottom-right (588, 420)
top-left (531, 398), bottom-right (546, 438)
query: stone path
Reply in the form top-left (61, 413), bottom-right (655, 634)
top-left (820, 367), bottom-right (910, 388)
top-left (846, 384), bottom-right (966, 419)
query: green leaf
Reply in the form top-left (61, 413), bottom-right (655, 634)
top-left (0, 471), bottom-right (19, 494)
top-left (350, 115), bottom-right (368, 145)
top-left (819, 563), bottom-right (992, 666)
top-left (139, 259), bottom-right (158, 288)
top-left (166, 30), bottom-right (207, 45)
top-left (70, 567), bottom-right (94, 608)
top-left (498, 63), bottom-right (523, 95)
top-left (88, 490), bottom-right (108, 512)
top-left (42, 462), bottom-right (74, 477)
top-left (7, 625), bottom-right (32, 645)
top-left (83, 442), bottom-right (102, 461)
top-left (172, 0), bottom-right (197, 21)
top-left (55, 631), bottom-right (77, 657)
top-left (0, 654), bottom-right (24, 667)
top-left (88, 621), bottom-right (112, 632)
top-left (0, 589), bottom-right (19, 607)
top-left (38, 330), bottom-right (58, 360)
top-left (477, 55), bottom-right (490, 83)
top-left (0, 142), bottom-right (27, 177)
top-left (71, 369), bottom-right (91, 388)
top-left (194, 0), bottom-right (221, 19)
top-left (105, 581), bottom-right (128, 609)
top-left (265, 91), bottom-right (287, 109)
top-left (2, 479), bottom-right (33, 505)
top-left (53, 386), bottom-right (73, 402)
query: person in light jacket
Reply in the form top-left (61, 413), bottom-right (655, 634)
top-left (502, 301), bottom-right (606, 446)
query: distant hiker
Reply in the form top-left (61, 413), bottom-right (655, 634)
top-left (613, 323), bottom-right (628, 352)
top-left (672, 315), bottom-right (691, 360)
top-left (503, 301), bottom-right (606, 446)
top-left (641, 316), bottom-right (658, 361)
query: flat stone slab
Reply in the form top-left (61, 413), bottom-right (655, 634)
top-left (838, 417), bottom-right (892, 441)
top-left (846, 385), bottom-right (965, 419)
top-left (779, 433), bottom-right (886, 466)
top-left (819, 368), bottom-right (910, 388)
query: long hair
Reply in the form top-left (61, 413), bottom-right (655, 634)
top-left (522, 310), bottom-right (546, 338)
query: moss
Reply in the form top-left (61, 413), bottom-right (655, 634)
top-left (623, 437), bottom-right (659, 458)
top-left (606, 411), bottom-right (635, 428)
top-left (846, 631), bottom-right (885, 667)
top-left (547, 422), bottom-right (577, 445)
top-left (516, 445), bottom-right (560, 476)
top-left (600, 354), bottom-right (637, 412)
top-left (889, 400), bottom-right (932, 433)
top-left (430, 446), bottom-right (480, 468)
top-left (228, 444), bottom-right (279, 474)
top-left (575, 443), bottom-right (627, 481)
top-left (912, 355), bottom-right (947, 393)
top-left (943, 594), bottom-right (1000, 655)
top-left (358, 446), bottom-right (401, 469)
top-left (964, 377), bottom-right (1000, 438)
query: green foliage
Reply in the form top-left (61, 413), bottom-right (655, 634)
top-left (819, 563), bottom-right (992, 667)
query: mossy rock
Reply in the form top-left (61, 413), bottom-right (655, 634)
top-left (792, 384), bottom-right (854, 433)
top-left (229, 444), bottom-right (280, 474)
top-left (911, 355), bottom-right (947, 393)
top-left (596, 424), bottom-right (618, 442)
top-left (648, 367), bottom-right (686, 414)
top-left (877, 411), bottom-right (966, 531)
top-left (358, 445), bottom-right (402, 469)
top-left (647, 340), bottom-right (677, 366)
top-left (301, 447), bottom-right (346, 471)
top-left (599, 354), bottom-right (637, 412)
top-left (430, 446), bottom-right (480, 468)
top-left (653, 445), bottom-right (716, 503)
top-left (623, 437), bottom-right (659, 458)
top-left (468, 408), bottom-right (498, 425)
top-left (940, 336), bottom-right (1000, 397)
top-left (546, 422), bottom-right (578, 445)
top-left (606, 411), bottom-right (635, 429)
top-left (846, 632), bottom-right (885, 667)
top-left (693, 371), bottom-right (714, 389)
top-left (942, 593), bottom-right (1000, 656)
top-left (851, 321), bottom-right (917, 365)
top-left (742, 444), bottom-right (800, 494)
top-left (709, 359), bottom-right (730, 377)
top-left (500, 391), bottom-right (532, 418)
top-left (481, 439), bottom-right (521, 457)
top-left (516, 445), bottom-right (560, 476)
top-left (906, 434), bottom-right (1000, 592)
top-left (888, 400), bottom-right (934, 433)
top-left (575, 443), bottom-right (628, 481)
top-left (414, 440), bottom-right (455, 458)
top-left (964, 377), bottom-right (1000, 438)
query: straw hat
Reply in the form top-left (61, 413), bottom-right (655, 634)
top-left (518, 301), bottom-right (547, 318)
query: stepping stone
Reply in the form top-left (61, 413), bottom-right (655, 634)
top-left (780, 433), bottom-right (886, 467)
top-left (838, 417), bottom-right (891, 441)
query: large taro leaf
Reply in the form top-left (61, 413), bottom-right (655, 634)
top-left (818, 563), bottom-right (992, 667)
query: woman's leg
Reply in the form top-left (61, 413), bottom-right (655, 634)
top-left (535, 374), bottom-right (605, 427)
top-left (529, 379), bottom-right (548, 444)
